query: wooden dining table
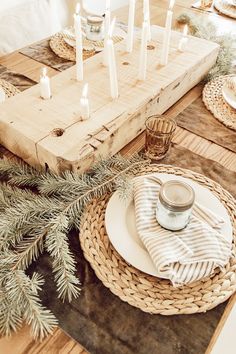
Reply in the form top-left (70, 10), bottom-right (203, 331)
top-left (0, 0), bottom-right (235, 353)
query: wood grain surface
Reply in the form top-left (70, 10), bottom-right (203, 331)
top-left (0, 26), bottom-right (219, 173)
top-left (0, 0), bottom-right (235, 353)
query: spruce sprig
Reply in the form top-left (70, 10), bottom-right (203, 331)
top-left (0, 154), bottom-right (149, 339)
top-left (176, 13), bottom-right (236, 81)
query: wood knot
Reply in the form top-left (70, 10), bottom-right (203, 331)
top-left (122, 61), bottom-right (130, 65)
top-left (51, 128), bottom-right (65, 137)
top-left (147, 45), bottom-right (155, 50)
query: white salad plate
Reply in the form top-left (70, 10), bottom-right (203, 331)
top-left (105, 173), bottom-right (233, 277)
top-left (222, 84), bottom-right (236, 110)
top-left (62, 27), bottom-right (126, 52)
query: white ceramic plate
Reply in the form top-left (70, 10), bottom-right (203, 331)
top-left (62, 27), bottom-right (126, 52)
top-left (105, 173), bottom-right (233, 277)
top-left (222, 84), bottom-right (236, 110)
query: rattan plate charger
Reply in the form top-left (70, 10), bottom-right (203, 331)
top-left (50, 32), bottom-right (123, 62)
top-left (0, 78), bottom-right (20, 98)
top-left (214, 0), bottom-right (236, 18)
top-left (50, 33), bottom-right (96, 62)
top-left (203, 75), bottom-right (236, 131)
top-left (80, 164), bottom-right (236, 315)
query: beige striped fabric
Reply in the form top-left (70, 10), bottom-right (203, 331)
top-left (133, 175), bottom-right (232, 286)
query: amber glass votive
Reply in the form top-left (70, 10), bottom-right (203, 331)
top-left (145, 116), bottom-right (176, 160)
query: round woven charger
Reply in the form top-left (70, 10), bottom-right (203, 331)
top-left (50, 32), bottom-right (123, 62)
top-left (0, 78), bottom-right (20, 98)
top-left (50, 33), bottom-right (96, 62)
top-left (203, 75), bottom-right (236, 131)
top-left (214, 0), bottom-right (236, 18)
top-left (80, 164), bottom-right (236, 315)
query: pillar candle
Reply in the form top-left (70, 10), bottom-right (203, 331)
top-left (74, 3), bottom-right (83, 81)
top-left (0, 87), bottom-right (5, 103)
top-left (160, 0), bottom-right (175, 66)
top-left (126, 0), bottom-right (136, 53)
top-left (143, 0), bottom-right (151, 41)
top-left (138, 21), bottom-right (148, 81)
top-left (40, 67), bottom-right (51, 99)
top-left (178, 25), bottom-right (188, 52)
top-left (80, 83), bottom-right (90, 120)
top-left (103, 2), bottom-right (111, 66)
top-left (107, 18), bottom-right (119, 99)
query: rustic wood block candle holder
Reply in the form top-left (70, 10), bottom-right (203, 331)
top-left (0, 27), bottom-right (219, 173)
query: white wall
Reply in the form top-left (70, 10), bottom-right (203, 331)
top-left (83, 0), bottom-right (128, 15)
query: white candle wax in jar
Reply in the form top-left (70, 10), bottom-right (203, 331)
top-left (126, 0), bottom-right (136, 53)
top-left (74, 3), bottom-right (83, 81)
top-left (0, 87), bottom-right (6, 103)
top-left (178, 24), bottom-right (188, 52)
top-left (80, 83), bottom-right (90, 120)
top-left (143, 0), bottom-right (151, 41)
top-left (40, 67), bottom-right (51, 99)
top-left (103, 9), bottom-right (111, 66)
top-left (160, 0), bottom-right (175, 66)
top-left (156, 180), bottom-right (195, 231)
top-left (138, 21), bottom-right (148, 81)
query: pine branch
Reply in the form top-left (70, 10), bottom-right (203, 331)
top-left (0, 159), bottom-right (44, 186)
top-left (46, 215), bottom-right (80, 302)
top-left (5, 270), bottom-right (58, 340)
top-left (12, 231), bottom-right (46, 270)
top-left (176, 13), bottom-right (236, 81)
top-left (0, 286), bottom-right (23, 337)
top-left (0, 153), bottom-right (150, 339)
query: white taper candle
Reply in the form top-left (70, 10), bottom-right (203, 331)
top-left (40, 67), bottom-right (51, 99)
top-left (107, 18), bottom-right (119, 99)
top-left (103, 0), bottom-right (111, 66)
top-left (143, 0), bottom-right (151, 41)
top-left (74, 3), bottom-right (83, 81)
top-left (160, 0), bottom-right (175, 66)
top-left (126, 0), bottom-right (136, 53)
top-left (138, 21), bottom-right (148, 81)
top-left (178, 25), bottom-right (188, 52)
top-left (80, 83), bottom-right (90, 120)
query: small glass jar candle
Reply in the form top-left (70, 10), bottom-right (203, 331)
top-left (156, 180), bottom-right (195, 231)
top-left (86, 15), bottom-right (104, 41)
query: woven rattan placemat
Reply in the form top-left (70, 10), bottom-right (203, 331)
top-left (214, 0), bottom-right (236, 18)
top-left (203, 75), bottom-right (236, 132)
top-left (80, 163), bottom-right (236, 315)
top-left (50, 32), bottom-right (123, 62)
top-left (0, 78), bottom-right (20, 97)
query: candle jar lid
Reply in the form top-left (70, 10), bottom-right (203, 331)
top-left (87, 15), bottom-right (104, 26)
top-left (159, 180), bottom-right (195, 212)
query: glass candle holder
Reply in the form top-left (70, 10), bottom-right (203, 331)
top-left (156, 180), bottom-right (195, 231)
top-left (145, 116), bottom-right (176, 160)
top-left (86, 15), bottom-right (104, 41)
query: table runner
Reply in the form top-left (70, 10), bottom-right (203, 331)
top-left (20, 39), bottom-right (74, 72)
top-left (0, 64), bottom-right (36, 91)
top-left (175, 98), bottom-right (236, 153)
top-left (27, 144), bottom-right (236, 354)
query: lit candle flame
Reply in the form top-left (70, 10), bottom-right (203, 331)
top-left (75, 2), bottom-right (80, 15)
top-left (183, 24), bottom-right (188, 37)
top-left (108, 17), bottom-right (116, 38)
top-left (82, 83), bottom-right (88, 98)
top-left (169, 0), bottom-right (175, 10)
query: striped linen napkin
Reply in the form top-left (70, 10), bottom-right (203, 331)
top-left (133, 175), bottom-right (232, 286)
